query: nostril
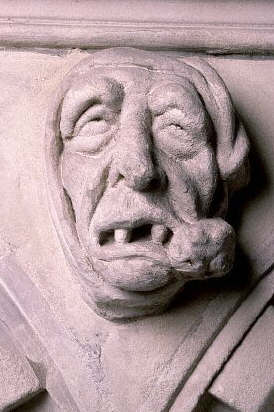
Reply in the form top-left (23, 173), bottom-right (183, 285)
top-left (147, 177), bottom-right (161, 191)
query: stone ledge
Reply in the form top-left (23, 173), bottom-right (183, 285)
top-left (1, 18), bottom-right (274, 54)
top-left (171, 267), bottom-right (274, 411)
top-left (209, 305), bottom-right (274, 411)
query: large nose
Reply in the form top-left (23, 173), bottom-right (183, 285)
top-left (113, 101), bottom-right (160, 191)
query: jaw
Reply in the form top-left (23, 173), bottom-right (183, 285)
top-left (83, 247), bottom-right (183, 320)
top-left (77, 217), bottom-right (235, 320)
top-left (80, 267), bottom-right (185, 321)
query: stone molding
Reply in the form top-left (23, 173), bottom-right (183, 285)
top-left (171, 265), bottom-right (274, 411)
top-left (1, 0), bottom-right (274, 53)
top-left (1, 18), bottom-right (274, 54)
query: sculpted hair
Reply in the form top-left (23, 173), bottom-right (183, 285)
top-left (182, 57), bottom-right (249, 193)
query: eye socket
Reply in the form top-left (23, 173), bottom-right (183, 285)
top-left (151, 114), bottom-right (207, 160)
top-left (77, 118), bottom-right (110, 136)
top-left (64, 111), bottom-right (118, 156)
top-left (72, 103), bottom-right (117, 137)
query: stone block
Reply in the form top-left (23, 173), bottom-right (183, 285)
top-left (210, 306), bottom-right (274, 411)
top-left (0, 322), bottom-right (41, 411)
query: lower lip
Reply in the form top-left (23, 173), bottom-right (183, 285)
top-left (92, 257), bottom-right (181, 294)
top-left (89, 241), bottom-right (170, 265)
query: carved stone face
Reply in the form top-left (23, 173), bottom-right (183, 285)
top-left (46, 48), bottom-right (249, 320)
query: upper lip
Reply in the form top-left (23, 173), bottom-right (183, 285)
top-left (93, 217), bottom-right (164, 234)
top-left (90, 241), bottom-right (170, 265)
top-left (89, 216), bottom-right (174, 257)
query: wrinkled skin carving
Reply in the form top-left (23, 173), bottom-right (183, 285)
top-left (45, 48), bottom-right (249, 320)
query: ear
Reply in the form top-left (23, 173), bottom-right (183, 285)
top-left (182, 57), bottom-right (250, 193)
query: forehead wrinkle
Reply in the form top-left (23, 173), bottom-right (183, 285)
top-left (86, 63), bottom-right (201, 92)
top-left (88, 62), bottom-right (192, 78)
top-left (88, 65), bottom-right (152, 87)
top-left (84, 66), bottom-right (196, 102)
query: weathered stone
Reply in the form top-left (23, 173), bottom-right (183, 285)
top-left (45, 47), bottom-right (249, 321)
top-left (0, 321), bottom-right (41, 411)
top-left (209, 306), bottom-right (274, 411)
top-left (0, 47), bottom-right (273, 411)
top-left (171, 267), bottom-right (274, 411)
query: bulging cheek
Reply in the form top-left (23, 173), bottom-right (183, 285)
top-left (183, 148), bottom-right (219, 216)
top-left (158, 147), bottom-right (218, 222)
top-left (161, 157), bottom-right (200, 222)
top-left (168, 218), bottom-right (236, 278)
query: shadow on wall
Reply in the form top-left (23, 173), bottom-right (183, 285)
top-left (14, 391), bottom-right (58, 412)
top-left (227, 120), bottom-right (269, 232)
top-left (227, 116), bottom-right (270, 275)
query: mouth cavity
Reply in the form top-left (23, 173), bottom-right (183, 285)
top-left (96, 224), bottom-right (172, 246)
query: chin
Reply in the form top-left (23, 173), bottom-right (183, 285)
top-left (79, 260), bottom-right (185, 321)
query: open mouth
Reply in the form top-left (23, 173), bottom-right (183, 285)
top-left (98, 224), bottom-right (171, 246)
top-left (95, 223), bottom-right (172, 246)
top-left (89, 221), bottom-right (173, 263)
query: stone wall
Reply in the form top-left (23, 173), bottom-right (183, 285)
top-left (0, 2), bottom-right (274, 411)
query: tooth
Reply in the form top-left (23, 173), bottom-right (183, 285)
top-left (90, 230), bottom-right (100, 246)
top-left (151, 225), bottom-right (168, 243)
top-left (115, 229), bottom-right (131, 243)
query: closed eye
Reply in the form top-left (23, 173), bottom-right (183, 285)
top-left (77, 119), bottom-right (110, 136)
top-left (73, 104), bottom-right (109, 136)
top-left (169, 123), bottom-right (184, 130)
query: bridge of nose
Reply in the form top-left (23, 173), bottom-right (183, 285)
top-left (114, 88), bottom-right (156, 189)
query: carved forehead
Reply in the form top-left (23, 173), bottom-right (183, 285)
top-left (59, 48), bottom-right (206, 123)
top-left (60, 68), bottom-right (205, 141)
top-left (68, 64), bottom-right (197, 92)
top-left (64, 47), bottom-right (201, 95)
top-left (73, 47), bottom-right (195, 76)
top-left (61, 65), bottom-right (203, 118)
top-left (83, 69), bottom-right (205, 116)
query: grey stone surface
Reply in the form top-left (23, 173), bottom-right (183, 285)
top-left (210, 305), bottom-right (274, 412)
top-left (0, 321), bottom-right (41, 411)
top-left (0, 48), bottom-right (273, 411)
top-left (0, 256), bottom-right (96, 411)
top-left (0, 1), bottom-right (274, 54)
top-left (171, 267), bottom-right (274, 411)
top-left (1, 0), bottom-right (273, 24)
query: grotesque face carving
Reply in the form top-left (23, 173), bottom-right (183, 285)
top-left (46, 48), bottom-right (249, 320)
